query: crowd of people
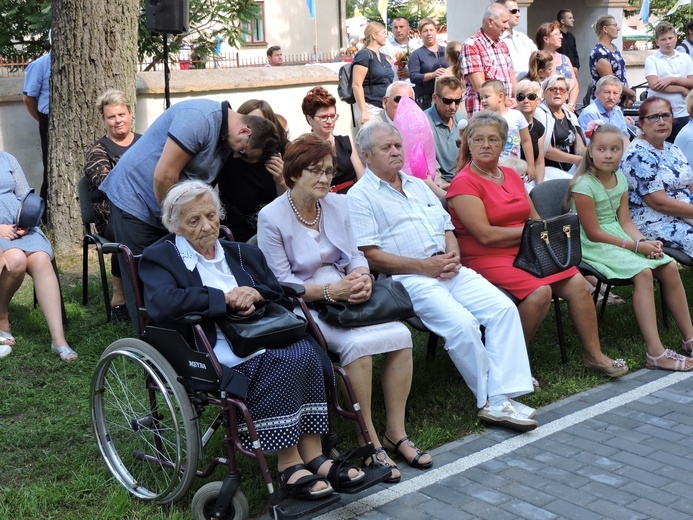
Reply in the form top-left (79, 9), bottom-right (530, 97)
top-left (5, 2), bottom-right (693, 504)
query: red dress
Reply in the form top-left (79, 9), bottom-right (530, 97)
top-left (447, 164), bottom-right (578, 300)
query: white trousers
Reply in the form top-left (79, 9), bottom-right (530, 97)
top-left (396, 267), bottom-right (533, 408)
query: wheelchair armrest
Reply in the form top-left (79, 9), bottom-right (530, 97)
top-left (281, 282), bottom-right (306, 298)
top-left (101, 242), bottom-right (124, 255)
top-left (179, 314), bottom-right (203, 325)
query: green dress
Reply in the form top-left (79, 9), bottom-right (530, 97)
top-left (570, 171), bottom-right (671, 279)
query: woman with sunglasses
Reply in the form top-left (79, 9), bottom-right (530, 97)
top-left (535, 22), bottom-right (579, 110)
top-left (302, 87), bottom-right (364, 194)
top-left (515, 79), bottom-right (545, 186)
top-left (534, 75), bottom-right (586, 180)
top-left (621, 97), bottom-right (693, 257)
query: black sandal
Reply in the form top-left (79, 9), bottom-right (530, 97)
top-left (278, 464), bottom-right (333, 501)
top-left (383, 434), bottom-right (432, 469)
top-left (363, 447), bottom-right (400, 484)
top-left (306, 454), bottom-right (365, 492)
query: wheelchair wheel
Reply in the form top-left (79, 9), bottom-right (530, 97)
top-left (191, 482), bottom-right (249, 520)
top-left (91, 338), bottom-right (201, 504)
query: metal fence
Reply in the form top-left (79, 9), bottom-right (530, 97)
top-left (138, 51), bottom-right (339, 71)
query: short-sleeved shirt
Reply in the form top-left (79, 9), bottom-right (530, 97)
top-left (424, 105), bottom-right (463, 181)
top-left (644, 50), bottom-right (693, 118)
top-left (554, 53), bottom-right (574, 83)
top-left (577, 99), bottom-right (629, 140)
top-left (588, 43), bottom-right (628, 99)
top-left (346, 168), bottom-right (453, 259)
top-left (100, 99), bottom-right (231, 227)
top-left (501, 108), bottom-right (528, 158)
top-left (352, 48), bottom-right (395, 108)
top-left (462, 29), bottom-right (514, 116)
top-left (501, 30), bottom-right (537, 81)
top-left (23, 52), bottom-right (51, 115)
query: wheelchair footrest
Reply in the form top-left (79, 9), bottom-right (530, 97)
top-left (272, 493), bottom-right (341, 520)
top-left (339, 463), bottom-right (392, 495)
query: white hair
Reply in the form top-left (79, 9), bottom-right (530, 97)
top-left (160, 180), bottom-right (225, 233)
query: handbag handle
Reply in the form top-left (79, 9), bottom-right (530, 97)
top-left (541, 224), bottom-right (573, 270)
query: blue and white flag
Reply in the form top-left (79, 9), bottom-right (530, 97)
top-left (306, 0), bottom-right (315, 19)
top-left (639, 0), bottom-right (650, 24)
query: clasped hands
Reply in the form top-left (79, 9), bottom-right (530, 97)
top-left (329, 272), bottom-right (373, 305)
top-left (225, 286), bottom-right (264, 316)
top-left (424, 251), bottom-right (461, 281)
top-left (639, 239), bottom-right (664, 260)
top-left (0, 224), bottom-right (27, 241)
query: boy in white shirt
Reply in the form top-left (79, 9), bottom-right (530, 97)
top-left (479, 80), bottom-right (535, 182)
top-left (645, 21), bottom-right (693, 142)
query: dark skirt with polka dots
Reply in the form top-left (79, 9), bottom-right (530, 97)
top-left (232, 337), bottom-right (332, 451)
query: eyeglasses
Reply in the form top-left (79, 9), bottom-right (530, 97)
top-left (642, 112), bottom-right (673, 123)
top-left (509, 8), bottom-right (520, 14)
top-left (516, 93), bottom-right (538, 101)
top-left (440, 96), bottom-right (463, 105)
top-left (547, 86), bottom-right (567, 94)
top-left (314, 113), bottom-right (339, 122)
top-left (305, 167), bottom-right (335, 178)
top-left (470, 136), bottom-right (503, 146)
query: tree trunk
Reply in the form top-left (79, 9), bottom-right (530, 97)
top-left (49, 0), bottom-right (139, 250)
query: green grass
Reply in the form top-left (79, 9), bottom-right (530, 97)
top-left (1, 250), bottom-right (691, 519)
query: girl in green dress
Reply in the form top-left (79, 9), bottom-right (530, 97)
top-left (569, 122), bottom-right (693, 372)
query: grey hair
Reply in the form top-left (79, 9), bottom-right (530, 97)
top-left (160, 180), bottom-right (225, 233)
top-left (483, 3), bottom-right (507, 25)
top-left (96, 89), bottom-right (132, 118)
top-left (385, 80), bottom-right (414, 98)
top-left (358, 122), bottom-right (401, 155)
top-left (541, 74), bottom-right (570, 92)
top-left (595, 75), bottom-right (623, 94)
top-left (516, 79), bottom-right (542, 96)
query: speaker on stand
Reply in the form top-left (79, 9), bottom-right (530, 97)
top-left (144, 0), bottom-right (190, 109)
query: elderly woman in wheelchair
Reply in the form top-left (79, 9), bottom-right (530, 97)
top-left (136, 179), bottom-right (367, 502)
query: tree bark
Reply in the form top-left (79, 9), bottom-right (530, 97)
top-left (49, 0), bottom-right (139, 250)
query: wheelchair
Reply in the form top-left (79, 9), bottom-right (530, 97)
top-left (90, 241), bottom-right (390, 519)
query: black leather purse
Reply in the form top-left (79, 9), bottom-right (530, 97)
top-left (513, 214), bottom-right (582, 278)
top-left (216, 301), bottom-right (307, 358)
top-left (312, 277), bottom-right (415, 327)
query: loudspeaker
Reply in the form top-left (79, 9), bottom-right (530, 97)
top-left (145, 0), bottom-right (189, 35)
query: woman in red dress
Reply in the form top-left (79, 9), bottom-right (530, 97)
top-left (446, 111), bottom-right (627, 377)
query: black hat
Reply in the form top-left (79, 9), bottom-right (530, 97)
top-left (16, 190), bottom-right (45, 229)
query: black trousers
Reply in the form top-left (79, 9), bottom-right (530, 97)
top-left (39, 112), bottom-right (49, 201)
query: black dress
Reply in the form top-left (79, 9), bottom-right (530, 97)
top-left (332, 135), bottom-right (357, 193)
top-left (521, 119), bottom-right (545, 163)
top-left (216, 141), bottom-right (288, 242)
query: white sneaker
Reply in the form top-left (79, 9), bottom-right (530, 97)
top-left (0, 344), bottom-right (12, 358)
top-left (478, 401), bottom-right (538, 432)
top-left (509, 399), bottom-right (537, 419)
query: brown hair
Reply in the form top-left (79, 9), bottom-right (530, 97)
top-left (526, 50), bottom-right (554, 82)
top-left (418, 17), bottom-right (437, 34)
top-left (301, 86), bottom-right (337, 120)
top-left (535, 22), bottom-right (561, 50)
top-left (455, 110), bottom-right (508, 172)
top-left (446, 41), bottom-right (463, 80)
top-left (594, 15), bottom-right (616, 37)
top-left (237, 99), bottom-right (287, 146)
top-left (282, 133), bottom-right (337, 189)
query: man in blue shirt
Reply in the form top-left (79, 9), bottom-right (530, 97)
top-left (100, 99), bottom-right (279, 255)
top-left (23, 51), bottom-right (51, 200)
top-left (578, 75), bottom-right (632, 143)
top-left (424, 76), bottom-right (464, 186)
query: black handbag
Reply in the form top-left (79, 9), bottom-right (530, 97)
top-left (513, 213), bottom-right (582, 278)
top-left (313, 277), bottom-right (415, 327)
top-left (216, 301), bottom-right (307, 358)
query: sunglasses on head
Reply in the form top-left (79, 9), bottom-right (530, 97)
top-left (509, 8), bottom-right (520, 14)
top-left (440, 96), bottom-right (463, 106)
top-left (516, 93), bottom-right (538, 101)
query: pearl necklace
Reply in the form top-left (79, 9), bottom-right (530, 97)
top-left (287, 190), bottom-right (321, 226)
top-left (472, 160), bottom-right (502, 179)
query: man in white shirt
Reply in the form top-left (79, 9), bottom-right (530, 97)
top-left (495, 0), bottom-right (536, 81)
top-left (347, 122), bottom-right (537, 432)
top-left (645, 21), bottom-right (693, 142)
top-left (381, 17), bottom-right (421, 81)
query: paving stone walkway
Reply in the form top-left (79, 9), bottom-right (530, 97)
top-left (313, 368), bottom-right (693, 520)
